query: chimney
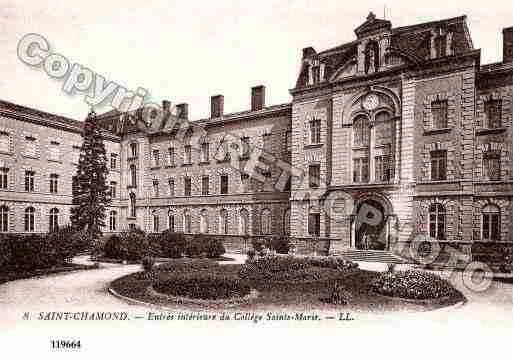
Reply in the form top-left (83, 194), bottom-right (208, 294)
top-left (211, 95), bottom-right (224, 118)
top-left (176, 103), bottom-right (188, 120)
top-left (162, 100), bottom-right (171, 113)
top-left (503, 26), bottom-right (513, 62)
top-left (302, 46), bottom-right (316, 59)
top-left (251, 85), bottom-right (266, 111)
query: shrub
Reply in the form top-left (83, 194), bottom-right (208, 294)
top-left (154, 258), bottom-right (219, 273)
top-left (103, 235), bottom-right (124, 259)
top-left (160, 231), bottom-right (186, 258)
top-left (268, 236), bottom-right (291, 254)
top-left (154, 272), bottom-right (251, 300)
top-left (251, 237), bottom-right (266, 255)
top-left (205, 238), bottom-right (225, 258)
top-left (372, 270), bottom-right (458, 300)
top-left (142, 256), bottom-right (156, 272)
top-left (185, 235), bottom-right (205, 258)
top-left (123, 229), bottom-right (149, 261)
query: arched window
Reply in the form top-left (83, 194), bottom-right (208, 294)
top-left (24, 207), bottom-right (35, 232)
top-left (200, 209), bottom-right (209, 234)
top-left (0, 205), bottom-right (8, 232)
top-left (168, 209), bottom-right (175, 232)
top-left (429, 203), bottom-right (445, 240)
top-left (129, 192), bottom-right (136, 217)
top-left (129, 164), bottom-right (137, 187)
top-left (353, 115), bottom-right (371, 147)
top-left (261, 208), bottom-right (272, 235)
top-left (482, 204), bottom-right (500, 241)
top-left (239, 209), bottom-right (249, 235)
top-left (365, 41), bottom-right (380, 73)
top-left (152, 210), bottom-right (159, 232)
top-left (109, 210), bottom-right (117, 231)
top-left (49, 208), bottom-right (59, 232)
top-left (219, 209), bottom-right (228, 234)
top-left (183, 210), bottom-right (191, 233)
top-left (283, 208), bottom-right (291, 236)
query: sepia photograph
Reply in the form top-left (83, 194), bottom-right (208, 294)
top-left (0, 0), bottom-right (512, 356)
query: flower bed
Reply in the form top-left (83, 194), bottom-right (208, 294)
top-left (372, 270), bottom-right (458, 300)
top-left (239, 255), bottom-right (358, 282)
top-left (153, 272), bottom-right (251, 300)
top-left (154, 258), bottom-right (220, 272)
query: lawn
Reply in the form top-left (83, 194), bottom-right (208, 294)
top-left (110, 257), bottom-right (464, 313)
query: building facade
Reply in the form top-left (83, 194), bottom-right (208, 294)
top-left (1, 13), bottom-right (513, 257)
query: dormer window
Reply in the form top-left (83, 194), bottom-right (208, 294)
top-left (435, 34), bottom-right (447, 57)
top-left (311, 66), bottom-right (320, 84)
top-left (485, 99), bottom-right (502, 129)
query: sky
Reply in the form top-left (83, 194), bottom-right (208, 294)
top-left (1, 0), bottom-right (513, 121)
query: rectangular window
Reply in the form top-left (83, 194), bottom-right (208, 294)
top-left (153, 180), bottom-right (159, 197)
top-left (485, 99), bottom-right (502, 129)
top-left (49, 174), bottom-right (58, 193)
top-left (168, 147), bottom-right (175, 166)
top-left (431, 100), bottom-right (448, 129)
top-left (434, 34), bottom-right (447, 58)
top-left (110, 181), bottom-right (117, 198)
top-left (353, 157), bottom-right (369, 183)
top-left (72, 145), bottom-right (81, 164)
top-left (48, 141), bottom-right (60, 161)
top-left (375, 155), bottom-right (391, 182)
top-left (0, 131), bottom-right (10, 152)
top-left (0, 168), bottom-right (8, 189)
top-left (310, 120), bottom-right (321, 144)
top-left (25, 136), bottom-right (37, 157)
top-left (152, 149), bottom-right (160, 167)
top-left (285, 131), bottom-right (292, 153)
top-left (201, 143), bottom-right (209, 162)
top-left (25, 171), bottom-right (35, 192)
top-left (241, 173), bottom-right (250, 191)
top-left (184, 145), bottom-right (192, 164)
top-left (130, 142), bottom-right (138, 157)
top-left (308, 213), bottom-right (320, 237)
top-left (309, 164), bottom-right (320, 188)
top-left (219, 140), bottom-right (230, 161)
top-left (202, 176), bottom-right (209, 195)
top-left (311, 66), bottom-right (320, 84)
top-left (241, 137), bottom-right (250, 159)
top-left (220, 174), bottom-right (229, 194)
top-left (168, 178), bottom-right (175, 197)
top-left (184, 177), bottom-right (191, 197)
top-left (483, 151), bottom-right (501, 181)
top-left (430, 150), bottom-right (447, 181)
top-left (110, 153), bottom-right (117, 169)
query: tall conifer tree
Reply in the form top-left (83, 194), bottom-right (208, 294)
top-left (70, 110), bottom-right (110, 239)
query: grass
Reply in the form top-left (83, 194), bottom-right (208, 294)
top-left (0, 262), bottom-right (98, 285)
top-left (110, 259), bottom-right (464, 312)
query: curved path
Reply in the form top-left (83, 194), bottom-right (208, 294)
top-left (1, 256), bottom-right (513, 331)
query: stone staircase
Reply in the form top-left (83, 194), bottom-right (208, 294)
top-left (336, 250), bottom-right (411, 264)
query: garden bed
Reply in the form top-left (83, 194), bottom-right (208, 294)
top-left (110, 256), bottom-right (464, 312)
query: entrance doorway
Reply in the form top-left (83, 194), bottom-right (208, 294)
top-left (354, 199), bottom-right (388, 250)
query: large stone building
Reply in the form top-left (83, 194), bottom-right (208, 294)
top-left (1, 13), bottom-right (513, 258)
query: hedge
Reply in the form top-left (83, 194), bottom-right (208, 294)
top-left (0, 226), bottom-right (90, 273)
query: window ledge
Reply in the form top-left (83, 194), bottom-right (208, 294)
top-left (476, 127), bottom-right (507, 136)
top-left (423, 127), bottom-right (452, 135)
top-left (48, 159), bottom-right (62, 163)
top-left (351, 145), bottom-right (369, 151)
top-left (127, 185), bottom-right (137, 189)
top-left (164, 164), bottom-right (176, 168)
top-left (304, 143), bottom-right (323, 149)
top-left (199, 161), bottom-right (211, 166)
top-left (150, 166), bottom-right (161, 170)
top-left (239, 156), bottom-right (250, 161)
top-left (181, 163), bottom-right (193, 167)
top-left (475, 180), bottom-right (509, 184)
top-left (0, 150), bottom-right (13, 156)
top-left (417, 179), bottom-right (459, 185)
top-left (217, 158), bottom-right (231, 163)
top-left (23, 154), bottom-right (39, 159)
